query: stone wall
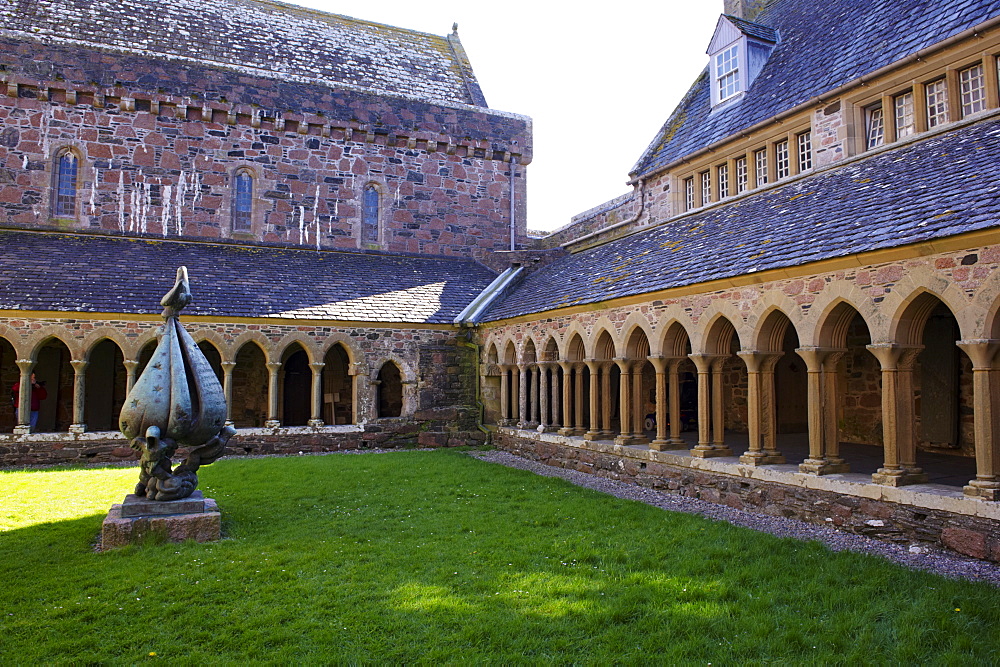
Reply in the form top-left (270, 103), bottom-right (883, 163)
top-left (495, 430), bottom-right (1000, 562)
top-left (534, 192), bottom-right (639, 250)
top-left (0, 418), bottom-right (484, 468)
top-left (0, 37), bottom-right (531, 256)
top-left (0, 314), bottom-right (485, 457)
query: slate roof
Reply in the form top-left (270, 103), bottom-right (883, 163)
top-left (725, 15), bottom-right (778, 43)
top-left (0, 0), bottom-right (486, 106)
top-left (484, 115), bottom-right (1000, 321)
top-left (0, 233), bottom-right (497, 324)
top-left (634, 0), bottom-right (1000, 177)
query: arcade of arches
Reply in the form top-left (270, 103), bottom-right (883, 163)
top-left (482, 267), bottom-right (1000, 504)
top-left (0, 328), bottom-right (412, 436)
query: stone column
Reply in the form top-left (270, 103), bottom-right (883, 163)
top-left (13, 359), bottom-right (33, 434)
top-left (499, 365), bottom-right (511, 424)
top-left (308, 361), bottom-right (326, 427)
top-left (537, 363), bottom-right (550, 432)
top-left (760, 353), bottom-right (785, 462)
top-left (796, 347), bottom-right (828, 474)
top-left (265, 361), bottom-right (282, 428)
top-left (558, 362), bottom-right (574, 436)
top-left (689, 354), bottom-right (715, 457)
top-left (710, 356), bottom-right (733, 455)
top-left (123, 360), bottom-right (139, 395)
top-left (584, 360), bottom-right (602, 440)
top-left (667, 358), bottom-right (686, 447)
top-left (957, 340), bottom-right (1000, 500)
top-left (631, 360), bottom-right (649, 445)
top-left (517, 366), bottom-right (528, 428)
top-left (573, 363), bottom-right (585, 435)
top-left (551, 363), bottom-right (562, 430)
top-left (614, 357), bottom-right (633, 445)
top-left (737, 351), bottom-right (784, 465)
top-left (220, 361), bottom-right (236, 426)
top-left (648, 356), bottom-right (671, 450)
top-left (600, 361), bottom-right (614, 437)
top-left (69, 359), bottom-right (88, 434)
top-left (529, 365), bottom-right (540, 428)
top-left (821, 351), bottom-right (848, 471)
top-left (867, 344), bottom-right (928, 486)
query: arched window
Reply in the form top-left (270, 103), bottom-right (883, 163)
top-left (53, 149), bottom-right (78, 218)
top-left (233, 169), bottom-right (253, 232)
top-left (362, 184), bottom-right (379, 243)
top-left (376, 361), bottom-right (402, 418)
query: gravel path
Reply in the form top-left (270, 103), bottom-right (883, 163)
top-left (468, 449), bottom-right (1000, 587)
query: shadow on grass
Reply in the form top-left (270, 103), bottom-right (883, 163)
top-left (1, 450), bottom-right (997, 663)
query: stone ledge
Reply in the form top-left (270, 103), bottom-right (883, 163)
top-left (499, 427), bottom-right (1000, 521)
top-left (496, 429), bottom-right (1000, 562)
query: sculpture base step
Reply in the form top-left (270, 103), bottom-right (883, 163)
top-left (101, 494), bottom-right (220, 550)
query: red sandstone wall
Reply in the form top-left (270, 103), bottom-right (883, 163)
top-left (0, 37), bottom-right (531, 256)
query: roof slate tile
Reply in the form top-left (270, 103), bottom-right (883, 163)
top-left (0, 234), bottom-right (496, 324)
top-left (488, 116), bottom-right (1000, 321)
top-left (635, 0), bottom-right (1000, 176)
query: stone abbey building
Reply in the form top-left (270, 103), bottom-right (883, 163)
top-left (4, 0), bottom-right (1000, 561)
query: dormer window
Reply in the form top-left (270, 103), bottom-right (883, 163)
top-left (716, 44), bottom-right (741, 101)
top-left (707, 14), bottom-right (778, 108)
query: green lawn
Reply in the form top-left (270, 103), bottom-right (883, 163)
top-left (1, 451), bottom-right (998, 664)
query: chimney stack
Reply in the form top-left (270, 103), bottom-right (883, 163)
top-left (723, 0), bottom-right (771, 20)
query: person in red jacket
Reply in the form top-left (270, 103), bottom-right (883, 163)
top-left (12, 373), bottom-right (47, 432)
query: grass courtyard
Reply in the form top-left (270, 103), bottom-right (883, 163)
top-left (2, 450), bottom-right (999, 663)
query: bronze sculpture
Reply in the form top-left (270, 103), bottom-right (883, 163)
top-left (119, 267), bottom-right (235, 501)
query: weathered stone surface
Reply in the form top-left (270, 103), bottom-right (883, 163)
top-left (941, 527), bottom-right (987, 559)
top-left (101, 498), bottom-right (221, 549)
top-left (121, 491), bottom-right (207, 517)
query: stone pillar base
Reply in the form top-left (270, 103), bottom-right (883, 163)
top-left (498, 419), bottom-right (517, 428)
top-left (536, 424), bottom-right (556, 433)
top-left (872, 467), bottom-right (929, 486)
top-left (264, 420), bottom-right (281, 429)
top-left (69, 423), bottom-right (87, 434)
top-left (556, 427), bottom-right (575, 436)
top-left (649, 439), bottom-right (687, 451)
top-left (964, 481), bottom-right (1000, 501)
top-left (307, 419), bottom-right (325, 428)
top-left (224, 420), bottom-right (235, 428)
top-left (13, 425), bottom-right (30, 435)
top-left (690, 446), bottom-right (733, 458)
top-left (584, 431), bottom-right (605, 441)
top-left (799, 457), bottom-right (850, 475)
top-left (741, 451), bottom-right (787, 466)
top-left (101, 491), bottom-right (221, 550)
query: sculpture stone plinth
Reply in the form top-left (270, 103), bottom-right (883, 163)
top-left (101, 491), bottom-right (221, 550)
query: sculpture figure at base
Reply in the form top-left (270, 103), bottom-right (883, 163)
top-left (120, 267), bottom-right (235, 501)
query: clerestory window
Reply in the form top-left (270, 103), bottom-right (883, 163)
top-left (232, 169), bottom-right (253, 232)
top-left (362, 184), bottom-right (380, 243)
top-left (52, 148), bottom-right (78, 219)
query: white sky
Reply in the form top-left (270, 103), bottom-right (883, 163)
top-left (292, 1), bottom-right (723, 232)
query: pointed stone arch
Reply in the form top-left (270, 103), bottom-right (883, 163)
top-left (693, 303), bottom-right (746, 354)
top-left (26, 327), bottom-right (79, 361)
top-left (231, 331), bottom-right (273, 365)
top-left (880, 268), bottom-right (970, 344)
top-left (621, 313), bottom-right (655, 357)
top-left (319, 333), bottom-right (362, 368)
top-left (275, 333), bottom-right (319, 365)
top-left (589, 315), bottom-right (620, 358)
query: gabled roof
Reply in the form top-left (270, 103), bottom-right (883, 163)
top-left (0, 233), bottom-right (497, 324)
top-left (485, 114), bottom-right (1000, 322)
top-left (0, 0), bottom-right (486, 107)
top-left (724, 15), bottom-right (778, 44)
top-left (634, 0), bottom-right (1000, 178)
